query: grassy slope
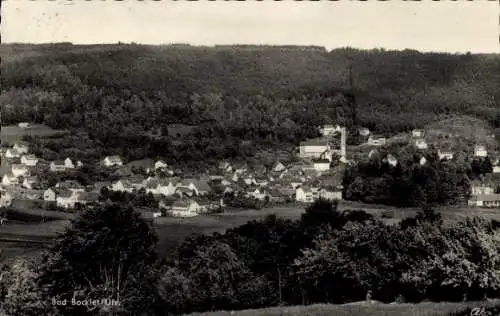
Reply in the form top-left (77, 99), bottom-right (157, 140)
top-left (185, 301), bottom-right (500, 316)
top-left (0, 124), bottom-right (68, 145)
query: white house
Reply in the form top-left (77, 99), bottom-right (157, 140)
top-left (245, 188), bottom-right (268, 201)
top-left (494, 166), bottom-right (500, 174)
top-left (385, 154), bottom-right (398, 167)
top-left (438, 149), bottom-right (454, 161)
top-left (5, 149), bottom-right (20, 159)
top-left (111, 180), bottom-right (134, 193)
top-left (470, 180), bottom-right (496, 196)
top-left (2, 173), bottom-right (18, 186)
top-left (22, 176), bottom-right (38, 190)
top-left (0, 191), bottom-right (12, 207)
top-left (146, 179), bottom-right (177, 196)
top-left (20, 155), bottom-right (38, 166)
top-left (419, 157), bottom-right (427, 165)
top-left (18, 122), bottom-right (30, 128)
top-left (272, 162), bottom-right (287, 172)
top-left (169, 199), bottom-right (201, 217)
top-left (75, 192), bottom-right (99, 205)
top-left (64, 158), bottom-right (75, 169)
top-left (56, 190), bottom-right (78, 208)
top-left (103, 155), bottom-right (123, 167)
top-left (468, 194), bottom-right (500, 208)
top-left (50, 161), bottom-right (67, 172)
top-left (243, 175), bottom-right (257, 186)
top-left (359, 127), bottom-right (370, 137)
top-left (299, 138), bottom-right (330, 158)
top-left (13, 142), bottom-right (29, 154)
top-left (313, 159), bottom-right (330, 172)
top-left (414, 138), bottom-right (428, 150)
top-left (319, 188), bottom-right (342, 201)
top-left (474, 145), bottom-right (488, 157)
top-left (367, 135), bottom-right (386, 146)
top-left (295, 186), bottom-right (320, 203)
top-left (319, 124), bottom-right (342, 136)
top-left (412, 129), bottom-right (425, 138)
top-left (43, 188), bottom-right (56, 201)
top-left (11, 164), bottom-right (29, 177)
top-left (154, 160), bottom-right (168, 170)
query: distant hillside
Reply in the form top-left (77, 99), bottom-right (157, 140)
top-left (1, 44), bottom-right (498, 167)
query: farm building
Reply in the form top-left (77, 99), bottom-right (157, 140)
top-left (468, 194), bottom-right (500, 208)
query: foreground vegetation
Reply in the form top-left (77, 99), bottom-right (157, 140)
top-left (3, 201), bottom-right (500, 315)
top-left (186, 302), bottom-right (500, 316)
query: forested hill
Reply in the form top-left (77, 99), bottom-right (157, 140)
top-left (1, 44), bottom-right (499, 167)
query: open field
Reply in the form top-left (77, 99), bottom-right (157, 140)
top-left (2, 201), bottom-right (500, 261)
top-left (185, 301), bottom-right (500, 316)
top-left (0, 124), bottom-right (68, 145)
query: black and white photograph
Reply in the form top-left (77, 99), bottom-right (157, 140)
top-left (1, 1), bottom-right (499, 315)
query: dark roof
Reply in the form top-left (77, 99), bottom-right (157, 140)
top-left (57, 190), bottom-right (73, 198)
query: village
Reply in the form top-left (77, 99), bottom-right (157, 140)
top-left (1, 121), bottom-right (500, 219)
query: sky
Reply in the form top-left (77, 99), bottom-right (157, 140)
top-left (2, 0), bottom-right (499, 54)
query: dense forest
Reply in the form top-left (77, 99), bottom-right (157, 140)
top-left (1, 44), bottom-right (499, 170)
top-left (3, 201), bottom-right (500, 315)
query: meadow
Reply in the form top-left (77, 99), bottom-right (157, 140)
top-left (2, 201), bottom-right (500, 261)
top-left (184, 301), bottom-right (500, 316)
top-left (0, 124), bottom-right (68, 145)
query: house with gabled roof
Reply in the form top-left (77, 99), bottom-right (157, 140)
top-left (2, 173), bottom-right (19, 186)
top-left (13, 142), bottom-right (29, 154)
top-left (169, 199), bottom-right (200, 217)
top-left (110, 180), bottom-right (134, 193)
top-left (384, 154), bottom-right (398, 167)
top-left (64, 158), bottom-right (75, 169)
top-left (50, 160), bottom-right (67, 172)
top-left (103, 155), bottom-right (123, 167)
top-left (313, 159), bottom-right (330, 172)
top-left (22, 176), bottom-right (38, 190)
top-left (411, 129), bottom-right (425, 138)
top-left (295, 185), bottom-right (320, 203)
top-left (155, 160), bottom-right (168, 170)
top-left (299, 138), bottom-right (330, 158)
top-left (20, 155), bottom-right (38, 167)
top-left (11, 164), bottom-right (29, 177)
top-left (43, 188), bottom-right (56, 201)
top-left (245, 187), bottom-right (268, 201)
top-left (5, 148), bottom-right (20, 159)
top-left (75, 191), bottom-right (100, 205)
top-left (319, 124), bottom-right (342, 136)
top-left (56, 190), bottom-right (78, 208)
top-left (176, 186), bottom-right (195, 198)
top-left (272, 161), bottom-right (287, 173)
top-left (474, 145), bottom-right (488, 157)
top-left (414, 138), bottom-right (428, 150)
